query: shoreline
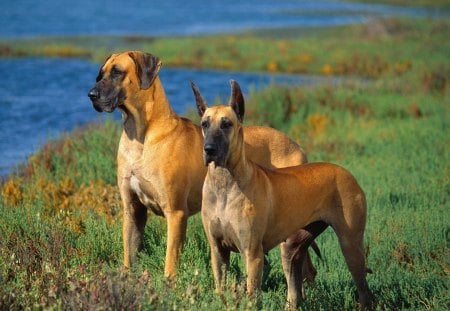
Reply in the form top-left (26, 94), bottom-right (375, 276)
top-left (1, 16), bottom-right (447, 77)
top-left (0, 15), bottom-right (447, 178)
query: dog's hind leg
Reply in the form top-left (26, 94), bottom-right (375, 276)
top-left (334, 226), bottom-right (373, 309)
top-left (330, 192), bottom-right (373, 308)
top-left (281, 221), bottom-right (328, 308)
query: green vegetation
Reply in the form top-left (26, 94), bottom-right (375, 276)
top-left (1, 16), bottom-right (449, 310)
top-left (1, 18), bottom-right (449, 79)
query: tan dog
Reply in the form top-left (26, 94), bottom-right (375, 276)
top-left (197, 80), bottom-right (373, 308)
top-left (87, 51), bottom-right (319, 283)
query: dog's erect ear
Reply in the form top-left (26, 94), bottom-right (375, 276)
top-left (229, 80), bottom-right (245, 123)
top-left (190, 81), bottom-right (208, 117)
top-left (128, 51), bottom-right (162, 90)
top-left (96, 54), bottom-right (112, 82)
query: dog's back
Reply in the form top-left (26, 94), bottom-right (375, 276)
top-left (244, 125), bottom-right (307, 168)
top-left (261, 162), bottom-right (367, 248)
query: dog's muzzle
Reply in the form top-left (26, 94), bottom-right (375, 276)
top-left (88, 88), bottom-right (100, 101)
top-left (88, 88), bottom-right (103, 112)
top-left (88, 86), bottom-right (118, 113)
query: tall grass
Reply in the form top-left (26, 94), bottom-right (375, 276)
top-left (1, 17), bottom-right (449, 310)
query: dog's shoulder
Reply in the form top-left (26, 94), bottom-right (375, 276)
top-left (177, 116), bottom-right (202, 135)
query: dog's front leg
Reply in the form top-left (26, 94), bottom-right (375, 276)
top-left (121, 188), bottom-right (148, 268)
top-left (244, 246), bottom-right (264, 296)
top-left (164, 209), bottom-right (188, 278)
top-left (210, 242), bottom-right (231, 292)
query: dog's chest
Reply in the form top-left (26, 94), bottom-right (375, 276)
top-left (209, 215), bottom-right (241, 253)
top-left (129, 173), bottom-right (164, 216)
top-left (204, 190), bottom-right (251, 253)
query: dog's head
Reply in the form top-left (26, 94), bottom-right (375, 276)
top-left (88, 51), bottom-right (162, 113)
top-left (191, 80), bottom-right (245, 167)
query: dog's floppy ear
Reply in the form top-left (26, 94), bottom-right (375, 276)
top-left (128, 51), bottom-right (162, 89)
top-left (229, 80), bottom-right (245, 123)
top-left (190, 81), bottom-right (208, 117)
top-left (96, 54), bottom-right (112, 82)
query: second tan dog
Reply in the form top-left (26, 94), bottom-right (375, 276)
top-left (197, 80), bottom-right (373, 308)
top-left (87, 51), bottom-right (319, 287)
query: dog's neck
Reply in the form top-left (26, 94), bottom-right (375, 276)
top-left (207, 133), bottom-right (254, 191)
top-left (121, 77), bottom-right (176, 143)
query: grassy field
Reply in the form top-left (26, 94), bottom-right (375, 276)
top-left (1, 16), bottom-right (449, 310)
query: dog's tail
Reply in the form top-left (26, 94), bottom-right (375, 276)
top-left (310, 241), bottom-right (322, 260)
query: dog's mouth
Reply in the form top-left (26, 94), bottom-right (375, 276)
top-left (204, 153), bottom-right (227, 167)
top-left (204, 155), bottom-right (216, 166)
top-left (91, 99), bottom-right (118, 113)
top-left (88, 85), bottom-right (126, 113)
top-left (90, 91), bottom-right (127, 113)
top-left (203, 141), bottom-right (228, 167)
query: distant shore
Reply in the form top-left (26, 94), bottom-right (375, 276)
top-left (1, 16), bottom-right (448, 79)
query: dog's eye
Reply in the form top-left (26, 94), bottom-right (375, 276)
top-left (111, 67), bottom-right (123, 77)
top-left (96, 70), bottom-right (103, 82)
top-left (201, 120), bottom-right (209, 129)
top-left (220, 119), bottom-right (232, 129)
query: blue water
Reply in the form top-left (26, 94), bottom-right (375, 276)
top-left (0, 0), bottom-right (439, 38)
top-left (0, 1), bottom-right (443, 176)
top-left (0, 57), bottom-right (335, 176)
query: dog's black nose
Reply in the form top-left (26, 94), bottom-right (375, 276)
top-left (204, 144), bottom-right (217, 156)
top-left (88, 88), bottom-right (99, 100)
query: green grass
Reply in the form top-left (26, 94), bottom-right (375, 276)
top-left (1, 17), bottom-right (449, 79)
top-left (1, 16), bottom-right (449, 310)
